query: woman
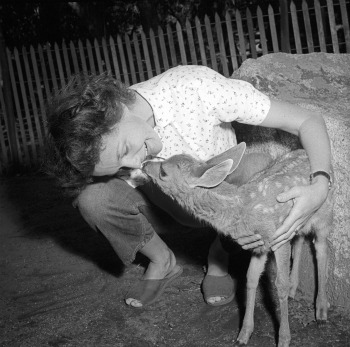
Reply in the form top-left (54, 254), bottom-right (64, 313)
top-left (45, 65), bottom-right (332, 308)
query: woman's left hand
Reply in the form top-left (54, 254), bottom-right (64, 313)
top-left (271, 180), bottom-right (329, 251)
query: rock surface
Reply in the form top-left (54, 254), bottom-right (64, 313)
top-left (232, 52), bottom-right (350, 309)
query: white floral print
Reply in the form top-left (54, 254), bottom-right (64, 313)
top-left (129, 65), bottom-right (270, 161)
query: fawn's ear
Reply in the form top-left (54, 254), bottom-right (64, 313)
top-left (206, 142), bottom-right (246, 174)
top-left (189, 159), bottom-right (233, 188)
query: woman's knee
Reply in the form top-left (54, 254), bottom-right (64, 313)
top-left (74, 179), bottom-right (128, 223)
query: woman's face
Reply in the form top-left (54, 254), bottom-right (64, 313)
top-left (93, 107), bottom-right (163, 176)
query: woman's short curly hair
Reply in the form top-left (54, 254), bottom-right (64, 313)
top-left (44, 73), bottom-right (136, 197)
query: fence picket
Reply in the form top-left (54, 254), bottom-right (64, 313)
top-left (246, 8), bottom-right (257, 58)
top-left (117, 35), bottom-right (130, 85)
top-left (23, 47), bottom-right (44, 150)
top-left (176, 22), bottom-right (187, 65)
top-left (225, 12), bottom-right (239, 71)
top-left (7, 48), bottom-right (29, 164)
top-left (158, 27), bottom-right (170, 71)
top-left (37, 44), bottom-right (51, 99)
top-left (54, 43), bottom-right (65, 87)
top-left (314, 0), bottom-right (327, 52)
top-left (257, 6), bottom-right (268, 55)
top-left (94, 38), bottom-right (104, 74)
top-left (166, 24), bottom-right (177, 67)
top-left (195, 16), bottom-right (207, 66)
top-left (0, 88), bottom-right (9, 166)
top-left (62, 41), bottom-right (71, 79)
top-left (101, 37), bottom-right (112, 74)
top-left (268, 5), bottom-right (279, 52)
top-left (302, 0), bottom-right (314, 53)
top-left (339, 0), bottom-right (350, 52)
top-left (186, 19), bottom-right (198, 65)
top-left (86, 39), bottom-right (96, 74)
top-left (204, 15), bottom-right (218, 70)
top-left (69, 41), bottom-right (80, 75)
top-left (30, 46), bottom-right (47, 128)
top-left (46, 44), bottom-right (58, 91)
top-left (109, 37), bottom-right (122, 80)
top-left (15, 48), bottom-right (38, 160)
top-left (236, 10), bottom-right (247, 60)
top-left (140, 31), bottom-right (153, 79)
top-left (326, 0), bottom-right (339, 53)
top-left (291, 1), bottom-right (303, 53)
top-left (124, 34), bottom-right (138, 84)
top-left (149, 28), bottom-right (161, 75)
top-left (215, 13), bottom-right (229, 76)
top-left (133, 32), bottom-right (145, 82)
top-left (78, 40), bottom-right (88, 73)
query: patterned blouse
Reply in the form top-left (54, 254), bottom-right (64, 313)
top-left (129, 65), bottom-right (271, 161)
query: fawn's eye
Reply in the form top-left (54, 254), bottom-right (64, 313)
top-left (159, 165), bottom-right (168, 179)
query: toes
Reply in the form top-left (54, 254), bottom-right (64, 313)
top-left (125, 298), bottom-right (143, 308)
top-left (207, 296), bottom-right (226, 304)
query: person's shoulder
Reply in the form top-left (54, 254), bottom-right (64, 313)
top-left (168, 65), bottom-right (220, 79)
top-left (162, 65), bottom-right (225, 90)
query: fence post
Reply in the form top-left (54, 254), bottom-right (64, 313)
top-left (279, 0), bottom-right (291, 53)
top-left (0, 24), bottom-right (19, 169)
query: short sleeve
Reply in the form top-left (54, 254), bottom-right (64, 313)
top-left (197, 73), bottom-right (271, 125)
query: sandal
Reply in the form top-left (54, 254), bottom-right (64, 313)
top-left (125, 265), bottom-right (183, 308)
top-left (202, 274), bottom-right (236, 306)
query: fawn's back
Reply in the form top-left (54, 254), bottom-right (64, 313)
top-left (214, 149), bottom-right (333, 253)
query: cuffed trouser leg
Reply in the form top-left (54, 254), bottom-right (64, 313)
top-left (74, 178), bottom-right (164, 265)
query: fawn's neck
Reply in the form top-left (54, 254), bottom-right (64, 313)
top-left (172, 184), bottom-right (245, 235)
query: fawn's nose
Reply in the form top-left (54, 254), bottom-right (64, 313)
top-left (142, 157), bottom-right (165, 169)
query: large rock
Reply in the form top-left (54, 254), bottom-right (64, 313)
top-left (231, 53), bottom-right (350, 310)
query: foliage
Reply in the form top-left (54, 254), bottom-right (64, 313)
top-left (1, 0), bottom-right (281, 48)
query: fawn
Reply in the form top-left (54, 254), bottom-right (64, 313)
top-left (143, 142), bottom-right (334, 347)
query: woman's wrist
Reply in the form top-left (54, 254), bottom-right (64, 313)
top-left (310, 170), bottom-right (332, 190)
top-left (310, 175), bottom-right (330, 199)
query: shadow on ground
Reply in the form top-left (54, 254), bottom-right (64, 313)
top-left (1, 175), bottom-right (349, 347)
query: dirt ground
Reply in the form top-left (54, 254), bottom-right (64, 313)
top-left (1, 175), bottom-right (350, 347)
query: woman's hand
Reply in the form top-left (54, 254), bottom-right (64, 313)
top-left (235, 235), bottom-right (264, 250)
top-left (271, 177), bottom-right (329, 251)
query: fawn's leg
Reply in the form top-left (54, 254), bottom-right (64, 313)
top-left (236, 252), bottom-right (268, 345)
top-left (314, 224), bottom-right (330, 323)
top-left (274, 244), bottom-right (292, 347)
top-left (289, 235), bottom-right (304, 298)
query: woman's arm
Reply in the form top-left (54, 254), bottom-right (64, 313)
top-left (259, 99), bottom-right (332, 250)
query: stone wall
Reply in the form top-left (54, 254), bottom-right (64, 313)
top-left (231, 53), bottom-right (350, 310)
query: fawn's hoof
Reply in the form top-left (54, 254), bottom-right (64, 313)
top-left (234, 327), bottom-right (252, 345)
top-left (316, 318), bottom-right (328, 326)
top-left (316, 305), bottom-right (329, 322)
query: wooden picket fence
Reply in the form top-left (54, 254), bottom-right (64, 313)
top-left (0, 0), bottom-right (349, 174)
